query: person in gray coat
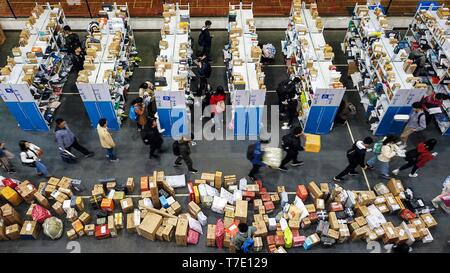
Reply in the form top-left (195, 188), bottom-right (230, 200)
top-left (232, 223), bottom-right (256, 253)
top-left (55, 118), bottom-right (94, 159)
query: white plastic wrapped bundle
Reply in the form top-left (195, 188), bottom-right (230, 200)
top-left (373, 183), bottom-right (390, 195)
top-left (262, 147), bottom-right (282, 168)
top-left (211, 196), bottom-right (227, 214)
top-left (262, 43), bottom-right (276, 59)
top-left (43, 217), bottom-right (63, 240)
top-left (197, 211), bottom-right (208, 226)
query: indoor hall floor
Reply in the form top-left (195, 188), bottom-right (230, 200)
top-left (0, 29), bottom-right (449, 253)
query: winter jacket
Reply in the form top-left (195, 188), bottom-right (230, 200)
top-left (97, 125), bottom-right (115, 149)
top-left (406, 111), bottom-right (426, 131)
top-left (282, 133), bottom-right (303, 152)
top-left (415, 143), bottom-right (434, 168)
top-left (346, 140), bottom-right (368, 167)
top-left (55, 126), bottom-right (76, 149)
top-left (210, 94), bottom-right (225, 114)
top-left (232, 226), bottom-right (256, 250)
top-left (250, 142), bottom-right (265, 166)
top-left (142, 124), bottom-right (163, 147)
top-left (421, 94), bottom-right (443, 110)
top-left (199, 27), bottom-right (212, 48)
top-left (134, 103), bottom-right (148, 126)
top-left (20, 143), bottom-right (41, 165)
top-left (65, 33), bottom-right (81, 53)
top-left (178, 141), bottom-right (191, 157)
top-left (377, 143), bottom-right (398, 163)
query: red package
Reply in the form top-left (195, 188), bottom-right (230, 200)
top-left (291, 229), bottom-right (300, 237)
top-left (225, 221), bottom-right (240, 237)
top-left (296, 185), bottom-right (308, 201)
top-left (275, 235), bottom-right (285, 247)
top-left (399, 209), bottom-right (416, 221)
top-left (308, 212), bottom-right (318, 223)
top-left (187, 229), bottom-right (200, 245)
top-left (95, 224), bottom-right (111, 239)
top-left (187, 182), bottom-right (194, 202)
top-left (215, 219), bottom-right (225, 249)
top-left (329, 202), bottom-right (344, 212)
top-left (259, 187), bottom-right (268, 194)
top-left (31, 204), bottom-right (52, 223)
top-left (2, 178), bottom-right (18, 189)
top-left (293, 235), bottom-right (306, 247)
top-left (243, 191), bottom-right (255, 201)
top-left (261, 194), bottom-right (271, 202)
top-left (255, 180), bottom-right (263, 189)
top-left (266, 235), bottom-right (275, 245)
top-left (264, 201), bottom-right (275, 212)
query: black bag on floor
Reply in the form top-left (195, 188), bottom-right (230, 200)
top-left (404, 198), bottom-right (426, 211)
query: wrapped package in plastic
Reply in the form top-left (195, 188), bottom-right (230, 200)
top-left (32, 204), bottom-right (52, 224)
top-left (284, 227), bottom-right (293, 248)
top-left (188, 216), bottom-right (203, 234)
top-left (197, 211), bottom-right (207, 226)
top-left (43, 217), bottom-right (63, 240)
top-left (239, 178), bottom-right (247, 190)
top-left (262, 147), bottom-right (282, 168)
top-left (220, 187), bottom-right (233, 205)
top-left (233, 190), bottom-right (242, 204)
top-left (373, 183), bottom-right (390, 195)
top-left (280, 218), bottom-right (288, 231)
top-left (211, 196), bottom-right (227, 214)
top-left (215, 219), bottom-right (225, 249)
top-left (187, 229), bottom-right (200, 245)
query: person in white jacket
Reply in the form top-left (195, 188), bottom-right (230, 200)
top-left (96, 118), bottom-right (118, 162)
top-left (19, 140), bottom-right (50, 178)
top-left (432, 176), bottom-right (450, 213)
top-left (366, 135), bottom-right (400, 179)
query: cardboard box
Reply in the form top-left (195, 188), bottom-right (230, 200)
top-left (101, 198), bottom-right (114, 212)
top-left (1, 204), bottom-right (23, 225)
top-left (308, 181), bottom-right (323, 199)
top-left (188, 201), bottom-right (202, 219)
top-left (301, 217), bottom-right (311, 229)
top-left (351, 227), bottom-right (367, 241)
top-left (328, 229), bottom-right (340, 240)
top-left (420, 213), bottom-right (437, 228)
top-left (201, 173), bottom-right (215, 186)
top-left (355, 205), bottom-right (369, 217)
top-left (162, 224), bottom-right (175, 241)
top-left (139, 213), bottom-right (163, 241)
top-left (329, 212), bottom-right (339, 230)
top-left (175, 218), bottom-right (189, 246)
top-left (72, 219), bottom-right (85, 236)
top-left (66, 228), bottom-right (77, 240)
top-left (33, 191), bottom-right (50, 209)
top-left (382, 222), bottom-right (398, 244)
top-left (1, 186), bottom-right (23, 206)
top-left (126, 212), bottom-right (137, 233)
top-left (207, 224), bottom-right (216, 247)
top-left (15, 181), bottom-right (36, 204)
top-left (315, 199), bottom-right (325, 210)
top-left (235, 200), bottom-right (248, 224)
top-left (120, 198), bottom-right (134, 213)
top-left (79, 212), bottom-right (91, 225)
top-left (304, 134), bottom-right (321, 153)
top-left (19, 220), bottom-right (39, 239)
top-left (355, 216), bottom-right (367, 227)
top-left (214, 171), bottom-right (222, 189)
top-left (296, 185), bottom-right (308, 201)
top-left (84, 224), bottom-right (95, 236)
top-left (140, 176), bottom-right (149, 192)
top-left (387, 179), bottom-right (404, 196)
top-left (126, 177), bottom-right (134, 192)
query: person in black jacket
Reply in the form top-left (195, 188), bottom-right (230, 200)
top-left (277, 77), bottom-right (300, 121)
top-left (63, 26), bottom-right (81, 54)
top-left (333, 137), bottom-right (374, 182)
top-left (279, 126), bottom-right (305, 171)
top-left (141, 118), bottom-right (163, 159)
top-left (198, 20), bottom-right (213, 60)
top-left (71, 46), bottom-right (85, 72)
top-left (173, 137), bottom-right (198, 173)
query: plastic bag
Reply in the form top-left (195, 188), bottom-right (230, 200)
top-left (188, 216), bottom-right (203, 234)
top-left (262, 147), bottom-right (282, 168)
top-left (284, 227), bottom-right (293, 248)
top-left (373, 183), bottom-right (390, 195)
top-left (43, 217), bottom-right (63, 240)
top-left (32, 204), bottom-right (52, 223)
top-left (2, 178), bottom-right (18, 189)
top-left (197, 211), bottom-right (207, 226)
top-left (187, 229), bottom-right (200, 245)
top-left (215, 219), bottom-right (225, 249)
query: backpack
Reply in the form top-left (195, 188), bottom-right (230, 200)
top-left (172, 141), bottom-right (180, 156)
top-left (241, 237), bottom-right (254, 253)
top-left (247, 143), bottom-right (256, 161)
top-left (129, 105), bottom-right (138, 121)
top-left (394, 40), bottom-right (409, 54)
top-left (373, 140), bottom-right (383, 154)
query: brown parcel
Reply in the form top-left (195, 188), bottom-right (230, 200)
top-left (120, 198), bottom-right (134, 213)
top-left (175, 217), bottom-right (189, 246)
top-left (126, 213), bottom-right (137, 233)
top-left (6, 224), bottom-right (21, 240)
top-left (34, 192), bottom-right (50, 209)
top-left (235, 200), bottom-right (248, 224)
top-left (188, 201), bottom-right (202, 218)
top-left (308, 181), bottom-right (323, 199)
top-left (139, 213), bottom-right (163, 241)
top-left (126, 177), bottom-right (134, 192)
top-left (84, 224), bottom-right (95, 236)
top-left (79, 212), bottom-right (91, 225)
top-left (19, 220), bottom-right (39, 239)
top-left (207, 224), bottom-right (216, 247)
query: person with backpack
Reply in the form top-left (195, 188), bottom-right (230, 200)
top-left (400, 102), bottom-right (427, 147)
top-left (247, 139), bottom-right (269, 181)
top-left (0, 142), bottom-right (15, 174)
top-left (334, 100), bottom-right (355, 126)
top-left (55, 118), bottom-right (94, 160)
top-left (278, 126), bottom-right (305, 171)
top-left (63, 25), bottom-right (81, 54)
top-left (194, 52), bottom-right (212, 79)
top-left (210, 86), bottom-right (226, 131)
top-left (366, 135), bottom-right (400, 179)
top-left (96, 118), bottom-right (118, 162)
top-left (333, 137), bottom-right (374, 182)
top-left (198, 20), bottom-right (213, 60)
top-left (392, 139), bottom-right (437, 178)
top-left (142, 118), bottom-right (164, 159)
top-left (276, 77), bottom-right (300, 124)
top-left (232, 223), bottom-right (256, 253)
top-left (130, 97), bottom-right (147, 132)
top-left (173, 137), bottom-right (198, 173)
top-left (19, 140), bottom-right (50, 178)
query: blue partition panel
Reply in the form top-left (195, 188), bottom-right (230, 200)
top-left (170, 108), bottom-right (188, 138)
top-left (234, 107), bottom-right (248, 136)
top-left (19, 102), bottom-right (49, 131)
top-left (83, 101), bottom-right (102, 129)
top-left (304, 106), bottom-right (339, 135)
top-left (375, 106), bottom-right (412, 136)
top-left (157, 108), bottom-right (173, 137)
top-left (247, 106), bottom-right (263, 136)
top-left (97, 101), bottom-right (120, 131)
top-left (5, 102), bottom-right (34, 131)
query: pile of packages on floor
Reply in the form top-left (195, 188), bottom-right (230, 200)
top-left (0, 172), bottom-right (439, 252)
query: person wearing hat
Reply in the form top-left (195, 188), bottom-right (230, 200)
top-left (141, 118), bottom-right (164, 159)
top-left (278, 126), bottom-right (305, 171)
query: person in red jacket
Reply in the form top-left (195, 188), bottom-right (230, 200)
top-left (392, 139), bottom-right (437, 178)
top-left (210, 86), bottom-right (226, 131)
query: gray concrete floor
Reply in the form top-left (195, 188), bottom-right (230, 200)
top-left (0, 29), bottom-right (449, 253)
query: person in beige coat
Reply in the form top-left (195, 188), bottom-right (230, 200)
top-left (97, 118), bottom-right (118, 162)
top-left (366, 135), bottom-right (400, 179)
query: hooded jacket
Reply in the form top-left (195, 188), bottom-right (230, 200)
top-left (346, 140), bottom-right (368, 167)
top-left (55, 125), bottom-right (75, 149)
top-left (97, 124), bottom-right (115, 149)
top-left (415, 143), bottom-right (434, 168)
top-left (377, 143), bottom-right (398, 163)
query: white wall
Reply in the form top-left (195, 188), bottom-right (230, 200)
top-left (0, 16), bottom-right (413, 30)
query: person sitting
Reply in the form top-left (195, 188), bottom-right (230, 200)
top-left (232, 223), bottom-right (256, 253)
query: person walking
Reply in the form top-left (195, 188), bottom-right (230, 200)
top-left (63, 25), bottom-right (81, 54)
top-left (131, 97), bottom-right (147, 132)
top-left (278, 126), bottom-right (304, 171)
top-left (19, 140), bottom-right (50, 178)
top-left (96, 118), bottom-right (118, 162)
top-left (232, 223), bottom-right (256, 253)
top-left (400, 102), bottom-right (426, 147)
top-left (55, 118), bottom-right (94, 160)
top-left (142, 118), bottom-right (164, 159)
top-left (431, 176), bottom-right (450, 213)
top-left (210, 86), bottom-right (226, 131)
top-left (198, 20), bottom-right (213, 60)
top-left (333, 137), bottom-right (374, 182)
top-left (276, 77), bottom-right (300, 128)
top-left (392, 139), bottom-right (437, 178)
top-left (366, 135), bottom-right (400, 179)
top-left (0, 142), bottom-right (16, 174)
top-left (194, 52), bottom-right (212, 79)
top-left (247, 139), bottom-right (269, 181)
top-left (71, 46), bottom-right (85, 72)
top-left (138, 81), bottom-right (155, 99)
top-left (173, 137), bottom-right (198, 173)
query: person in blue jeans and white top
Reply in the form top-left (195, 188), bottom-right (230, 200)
top-left (19, 140), bottom-right (50, 178)
top-left (366, 135), bottom-right (400, 180)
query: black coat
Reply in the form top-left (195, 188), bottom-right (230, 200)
top-left (282, 133), bottom-right (303, 152)
top-left (199, 28), bottom-right (212, 48)
top-left (346, 141), bottom-right (367, 167)
top-left (178, 141), bottom-right (191, 157)
top-left (141, 125), bottom-right (163, 147)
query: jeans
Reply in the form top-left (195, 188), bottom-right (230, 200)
top-left (35, 161), bottom-right (49, 177)
top-left (367, 156), bottom-right (389, 176)
top-left (106, 148), bottom-right (116, 160)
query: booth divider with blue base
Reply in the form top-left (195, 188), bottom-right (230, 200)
top-left (83, 101), bottom-right (120, 131)
top-left (304, 105), bottom-right (340, 135)
top-left (234, 106), bottom-right (263, 137)
top-left (4, 101), bottom-right (49, 131)
top-left (374, 106), bottom-right (413, 136)
top-left (157, 107), bottom-right (188, 138)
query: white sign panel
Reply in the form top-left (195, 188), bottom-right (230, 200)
top-left (0, 84), bottom-right (18, 102)
top-left (249, 90), bottom-right (266, 106)
top-left (390, 89), bottom-right (425, 107)
top-left (91, 83), bottom-right (112, 102)
top-left (76, 83), bottom-right (97, 102)
top-left (312, 88), bottom-right (346, 107)
top-left (170, 91), bottom-right (186, 108)
top-left (155, 90), bottom-right (172, 109)
top-left (12, 84), bottom-right (34, 102)
top-left (233, 90), bottom-right (250, 106)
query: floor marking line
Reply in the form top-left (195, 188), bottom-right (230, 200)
top-left (345, 121), bottom-right (371, 191)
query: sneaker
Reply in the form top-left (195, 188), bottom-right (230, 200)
top-left (191, 141), bottom-right (197, 146)
top-left (174, 162), bottom-right (182, 167)
top-left (109, 159), bottom-right (119, 162)
top-left (290, 161), bottom-right (304, 167)
top-left (366, 165), bottom-right (374, 170)
top-left (249, 176), bottom-right (256, 181)
top-left (333, 177), bottom-right (342, 182)
top-left (409, 173), bottom-right (418, 178)
top-left (381, 174), bottom-right (391, 180)
top-left (189, 169), bottom-right (198, 174)
top-left (84, 152), bottom-right (94, 158)
top-left (392, 169), bottom-right (399, 175)
top-left (137, 128), bottom-right (142, 132)
top-left (349, 171), bottom-right (359, 176)
top-left (158, 128), bottom-right (166, 133)
top-left (278, 166), bottom-right (288, 172)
